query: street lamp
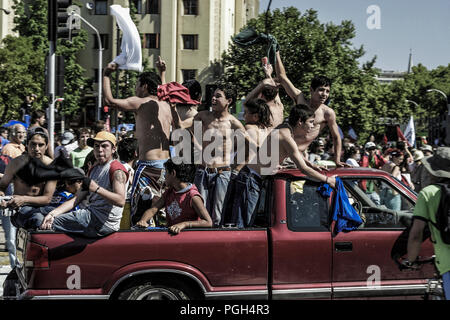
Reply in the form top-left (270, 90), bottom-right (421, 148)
top-left (405, 99), bottom-right (419, 108)
top-left (0, 8), bottom-right (11, 15)
top-left (68, 10), bottom-right (103, 121)
top-left (427, 89), bottom-right (449, 115)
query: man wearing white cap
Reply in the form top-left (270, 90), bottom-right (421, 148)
top-left (54, 131), bottom-right (78, 159)
top-left (41, 131), bottom-right (128, 237)
top-left (420, 144), bottom-right (434, 157)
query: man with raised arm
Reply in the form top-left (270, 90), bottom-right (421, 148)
top-left (103, 62), bottom-right (172, 225)
top-left (275, 50), bottom-right (347, 167)
top-left (171, 83), bottom-right (249, 227)
top-left (245, 62), bottom-right (284, 129)
top-left (247, 104), bottom-right (336, 187)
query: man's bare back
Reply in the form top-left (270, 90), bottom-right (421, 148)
top-left (134, 98), bottom-right (172, 161)
top-left (103, 63), bottom-right (172, 161)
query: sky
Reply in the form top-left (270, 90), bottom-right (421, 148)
top-left (259, 0), bottom-right (450, 72)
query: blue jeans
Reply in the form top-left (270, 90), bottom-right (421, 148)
top-left (53, 208), bottom-right (116, 238)
top-left (0, 214), bottom-right (16, 268)
top-left (194, 168), bottom-right (231, 227)
top-left (225, 166), bottom-right (262, 228)
top-left (1, 184), bottom-right (16, 268)
top-left (11, 205), bottom-right (53, 230)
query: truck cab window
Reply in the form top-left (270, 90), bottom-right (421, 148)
top-left (342, 178), bottom-right (414, 229)
top-left (286, 180), bottom-right (329, 231)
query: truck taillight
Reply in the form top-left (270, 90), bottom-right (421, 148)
top-left (25, 242), bottom-right (49, 269)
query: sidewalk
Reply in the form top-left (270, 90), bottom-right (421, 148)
top-left (0, 264), bottom-right (12, 298)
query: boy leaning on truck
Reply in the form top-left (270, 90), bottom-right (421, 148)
top-left (40, 131), bottom-right (129, 238)
top-left (135, 159), bottom-right (212, 234)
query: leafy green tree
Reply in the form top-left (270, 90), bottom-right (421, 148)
top-left (220, 7), bottom-right (450, 144)
top-left (220, 7), bottom-right (385, 143)
top-left (0, 36), bottom-right (44, 122)
top-left (0, 0), bottom-right (89, 123)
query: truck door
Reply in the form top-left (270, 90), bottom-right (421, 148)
top-left (331, 177), bottom-right (434, 299)
top-left (270, 178), bottom-right (333, 299)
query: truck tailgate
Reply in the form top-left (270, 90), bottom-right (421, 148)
top-left (20, 228), bottom-right (268, 295)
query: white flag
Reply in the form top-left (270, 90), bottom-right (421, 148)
top-left (404, 115), bottom-right (415, 147)
top-left (110, 5), bottom-right (143, 72)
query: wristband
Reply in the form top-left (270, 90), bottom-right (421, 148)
top-left (94, 186), bottom-right (101, 194)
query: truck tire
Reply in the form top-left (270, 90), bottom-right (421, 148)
top-left (118, 281), bottom-right (190, 300)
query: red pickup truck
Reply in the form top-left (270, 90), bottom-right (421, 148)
top-left (4, 167), bottom-right (434, 300)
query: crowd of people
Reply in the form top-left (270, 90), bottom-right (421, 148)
top-left (0, 50), bottom-right (449, 299)
top-left (305, 134), bottom-right (437, 194)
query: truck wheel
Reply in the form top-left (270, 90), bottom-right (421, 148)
top-left (118, 281), bottom-right (190, 300)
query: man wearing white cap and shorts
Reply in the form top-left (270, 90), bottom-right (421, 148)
top-left (41, 131), bottom-right (128, 237)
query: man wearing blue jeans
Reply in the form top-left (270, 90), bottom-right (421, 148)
top-left (194, 167), bottom-right (232, 227)
top-left (406, 147), bottom-right (450, 300)
top-left (171, 83), bottom-right (249, 227)
top-left (41, 132), bottom-right (128, 237)
top-left (0, 127), bottom-right (57, 233)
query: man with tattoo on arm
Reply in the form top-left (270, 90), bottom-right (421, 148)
top-left (41, 132), bottom-right (128, 237)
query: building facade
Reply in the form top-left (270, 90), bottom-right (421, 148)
top-left (0, 0), bottom-right (16, 43)
top-left (78, 0), bottom-right (259, 97)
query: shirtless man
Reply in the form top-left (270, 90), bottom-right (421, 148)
top-left (2, 124), bottom-right (26, 159)
top-left (103, 62), bottom-right (172, 224)
top-left (247, 104), bottom-right (336, 188)
top-left (171, 83), bottom-right (249, 226)
top-left (0, 127), bottom-right (57, 229)
top-left (275, 50), bottom-right (347, 167)
top-left (245, 62), bottom-right (284, 128)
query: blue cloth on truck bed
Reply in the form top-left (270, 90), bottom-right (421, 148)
top-left (317, 177), bottom-right (362, 235)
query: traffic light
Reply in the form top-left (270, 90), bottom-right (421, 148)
top-left (48, 0), bottom-right (79, 41)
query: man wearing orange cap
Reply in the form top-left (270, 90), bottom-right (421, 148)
top-left (41, 131), bottom-right (129, 237)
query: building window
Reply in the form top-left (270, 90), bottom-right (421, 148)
top-left (182, 69), bottom-right (197, 82)
top-left (93, 34), bottom-right (109, 50)
top-left (147, 0), bottom-right (159, 14)
top-left (144, 33), bottom-right (159, 49)
top-left (94, 0), bottom-right (108, 15)
top-left (132, 0), bottom-right (142, 14)
top-left (182, 34), bottom-right (198, 50)
top-left (183, 0), bottom-right (198, 15)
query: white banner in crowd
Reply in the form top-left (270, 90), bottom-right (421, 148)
top-left (110, 5), bottom-right (143, 72)
top-left (404, 115), bottom-right (416, 147)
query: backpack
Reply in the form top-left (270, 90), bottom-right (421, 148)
top-left (431, 182), bottom-right (450, 245)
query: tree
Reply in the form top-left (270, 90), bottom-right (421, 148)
top-left (0, 36), bottom-right (45, 122)
top-left (219, 7), bottom-right (450, 144)
top-left (220, 7), bottom-right (386, 143)
top-left (0, 0), bottom-right (89, 124)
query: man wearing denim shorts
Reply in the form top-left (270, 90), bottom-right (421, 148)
top-left (103, 62), bottom-right (172, 225)
top-left (41, 131), bottom-right (128, 237)
top-left (171, 83), bottom-right (249, 227)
